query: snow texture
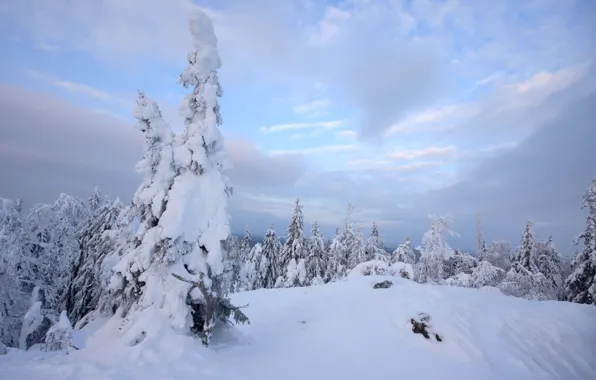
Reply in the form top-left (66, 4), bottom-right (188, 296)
top-left (1, 275), bottom-right (595, 380)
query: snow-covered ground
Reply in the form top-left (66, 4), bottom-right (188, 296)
top-left (1, 275), bottom-right (595, 380)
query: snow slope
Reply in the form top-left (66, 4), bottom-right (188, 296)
top-left (1, 275), bottom-right (595, 380)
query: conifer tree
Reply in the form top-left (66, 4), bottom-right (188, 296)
top-left (278, 198), bottom-right (306, 287)
top-left (339, 203), bottom-right (356, 274)
top-left (110, 10), bottom-right (247, 346)
top-left (535, 236), bottom-right (563, 299)
top-left (565, 178), bottom-right (596, 305)
top-left (307, 221), bottom-right (326, 285)
top-left (325, 228), bottom-right (344, 283)
top-left (416, 215), bottom-right (455, 283)
top-left (240, 226), bottom-right (252, 262)
top-left (390, 237), bottom-right (416, 265)
top-left (515, 220), bottom-right (537, 273)
top-left (365, 222), bottom-right (387, 262)
top-left (65, 199), bottom-right (123, 325)
top-left (261, 224), bottom-right (281, 289)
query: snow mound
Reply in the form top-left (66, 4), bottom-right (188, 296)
top-left (1, 276), bottom-right (595, 380)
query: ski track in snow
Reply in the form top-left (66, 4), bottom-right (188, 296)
top-left (1, 276), bottom-right (595, 380)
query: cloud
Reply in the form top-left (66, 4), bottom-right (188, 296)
top-left (269, 144), bottom-right (355, 156)
top-left (259, 120), bottom-right (343, 134)
top-left (0, 85), bottom-right (305, 212)
top-left (388, 146), bottom-right (458, 161)
top-left (292, 98), bottom-right (330, 117)
top-left (26, 69), bottom-right (131, 107)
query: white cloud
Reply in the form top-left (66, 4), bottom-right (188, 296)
top-left (259, 120), bottom-right (344, 134)
top-left (269, 144), bottom-right (355, 156)
top-left (335, 130), bottom-right (357, 140)
top-left (388, 146), bottom-right (458, 161)
top-left (293, 98), bottom-right (330, 117)
top-left (306, 6), bottom-right (351, 46)
top-left (26, 70), bottom-right (131, 107)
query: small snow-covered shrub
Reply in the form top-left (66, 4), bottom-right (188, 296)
top-left (498, 264), bottom-right (556, 301)
top-left (44, 311), bottom-right (74, 352)
top-left (445, 273), bottom-right (473, 288)
top-left (389, 262), bottom-right (414, 280)
top-left (0, 341), bottom-right (7, 355)
top-left (446, 262), bottom-right (505, 288)
top-left (348, 260), bottom-right (390, 277)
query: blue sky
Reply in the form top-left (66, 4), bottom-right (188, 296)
top-left (1, 0), bottom-right (595, 251)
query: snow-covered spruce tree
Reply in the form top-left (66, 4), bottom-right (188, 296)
top-left (222, 234), bottom-right (241, 293)
top-left (95, 204), bottom-right (136, 318)
top-left (26, 194), bottom-right (90, 311)
top-left (245, 243), bottom-right (265, 290)
top-left (535, 236), bottom-right (563, 300)
top-left (240, 226), bottom-right (252, 261)
top-left (111, 12), bottom-right (248, 346)
top-left (325, 228), bottom-right (344, 283)
top-left (365, 222), bottom-right (387, 262)
top-left (516, 220), bottom-right (537, 273)
top-left (278, 198), bottom-right (307, 287)
top-left (416, 215), bottom-right (456, 284)
top-left (349, 224), bottom-right (365, 268)
top-left (87, 186), bottom-right (109, 215)
top-left (0, 198), bottom-right (30, 347)
top-left (475, 212), bottom-right (484, 259)
top-left (565, 178), bottom-right (596, 305)
top-left (338, 203), bottom-right (356, 275)
top-left (307, 221), bottom-right (327, 285)
top-left (390, 237), bottom-right (416, 265)
top-left (261, 224), bottom-right (281, 289)
top-left (65, 198), bottom-right (123, 326)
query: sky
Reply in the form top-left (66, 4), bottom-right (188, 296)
top-left (1, 0), bottom-right (595, 253)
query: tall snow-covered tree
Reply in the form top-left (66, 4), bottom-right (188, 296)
top-left (365, 222), bottom-right (387, 262)
top-left (65, 198), bottom-right (123, 325)
top-left (261, 224), bottom-right (281, 289)
top-left (87, 187), bottom-right (109, 215)
top-left (278, 198), bottom-right (306, 287)
top-left (110, 12), bottom-right (247, 346)
top-left (239, 226), bottom-right (252, 262)
top-left (0, 198), bottom-right (30, 347)
top-left (349, 225), bottom-right (365, 268)
top-left (515, 220), bottom-right (537, 273)
top-left (244, 243), bottom-right (265, 291)
top-left (307, 221), bottom-right (326, 285)
top-left (390, 237), bottom-right (416, 265)
top-left (222, 234), bottom-right (241, 293)
top-left (475, 212), bottom-right (484, 258)
top-left (565, 178), bottom-right (596, 305)
top-left (535, 236), bottom-right (563, 300)
top-left (26, 194), bottom-right (90, 311)
top-left (109, 90), bottom-right (175, 317)
top-left (339, 203), bottom-right (356, 274)
top-left (325, 228), bottom-right (344, 283)
top-left (416, 215), bottom-right (456, 283)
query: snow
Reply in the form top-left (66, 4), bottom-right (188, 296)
top-left (2, 275), bottom-right (594, 380)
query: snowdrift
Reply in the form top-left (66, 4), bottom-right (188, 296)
top-left (1, 275), bottom-right (595, 380)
